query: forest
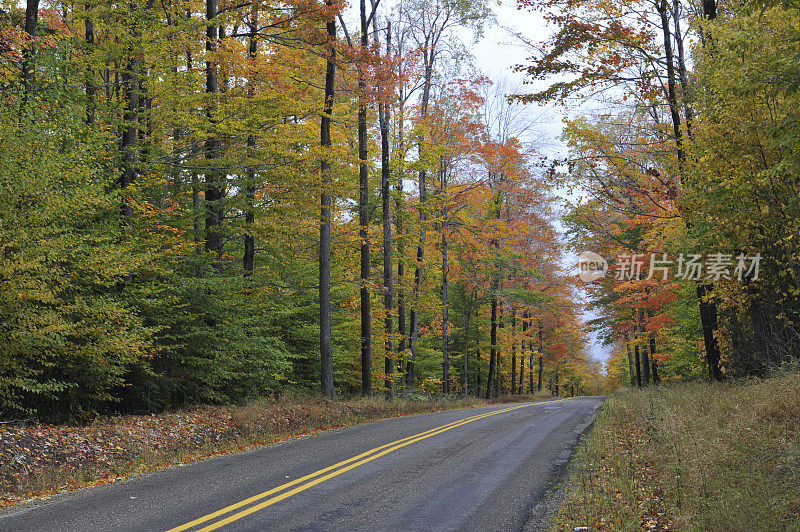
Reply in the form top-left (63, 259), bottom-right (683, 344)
top-left (1, 0), bottom-right (799, 423)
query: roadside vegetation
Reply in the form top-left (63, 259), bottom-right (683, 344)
top-left (1, 391), bottom-right (556, 508)
top-left (553, 374), bottom-right (800, 531)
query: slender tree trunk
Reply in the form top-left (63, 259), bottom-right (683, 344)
top-left (698, 283), bottom-right (723, 381)
top-left (358, 0), bottom-right (372, 395)
top-left (319, 0), bottom-right (336, 399)
top-left (486, 178), bottom-right (503, 399)
top-left (511, 307), bottom-right (517, 395)
top-left (408, 59), bottom-right (434, 389)
top-left (657, 0), bottom-right (685, 166)
top-left (396, 95), bottom-right (407, 394)
top-left (520, 310), bottom-right (527, 393)
top-left (21, 0), bottom-right (39, 109)
top-left (440, 158), bottom-right (450, 395)
top-left (639, 311), bottom-right (651, 385)
top-left (407, 196), bottom-right (425, 388)
top-left (192, 172), bottom-right (201, 253)
top-left (650, 332), bottom-right (661, 384)
top-left (474, 294), bottom-right (480, 396)
top-left (378, 19), bottom-right (394, 399)
top-left (658, 0), bottom-right (723, 380)
top-left (486, 282), bottom-right (498, 399)
top-left (634, 345), bottom-right (642, 387)
top-left (186, 44), bottom-right (202, 256)
top-left (85, 4), bottom-right (96, 125)
top-left (537, 356), bottom-right (543, 393)
top-left (698, 0), bottom-right (716, 60)
top-left (537, 322), bottom-right (543, 392)
top-left (476, 350), bottom-right (482, 398)
top-left (243, 13), bottom-right (257, 277)
top-left (120, 50), bottom-right (139, 228)
top-left (463, 292), bottom-right (472, 397)
top-left (624, 334), bottom-right (635, 386)
top-left (441, 219), bottom-right (449, 395)
top-left (672, 0), bottom-right (693, 136)
top-left (204, 0), bottom-right (224, 262)
top-left (496, 306), bottom-right (503, 395)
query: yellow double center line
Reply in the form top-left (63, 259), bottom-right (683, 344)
top-left (167, 400), bottom-right (565, 532)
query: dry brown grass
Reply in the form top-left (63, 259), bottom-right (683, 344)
top-left (553, 374), bottom-right (800, 531)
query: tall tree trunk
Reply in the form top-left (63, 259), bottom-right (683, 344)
top-left (474, 294), bottom-right (480, 396)
top-left (378, 18), bottom-right (395, 399)
top-left (476, 349), bottom-right (482, 398)
top-left (511, 307), bottom-right (517, 395)
top-left (537, 322), bottom-right (543, 392)
top-left (120, 44), bottom-right (139, 228)
top-left (85, 3), bottom-right (96, 125)
top-left (486, 177), bottom-right (503, 398)
top-left (520, 310), bottom-right (528, 393)
top-left (186, 41), bottom-right (201, 256)
top-left (657, 0), bottom-right (685, 166)
top-left (358, 0), bottom-right (372, 395)
top-left (407, 189), bottom-right (425, 388)
top-left (658, 0), bottom-right (723, 380)
top-left (650, 332), bottom-right (661, 384)
top-left (672, 0), bottom-right (693, 136)
top-left (634, 345), bottom-right (642, 387)
top-left (192, 172), bottom-right (201, 254)
top-left (494, 306), bottom-right (505, 397)
top-left (624, 333), bottom-right (636, 386)
top-left (243, 12), bottom-right (257, 277)
top-left (639, 311), bottom-right (651, 385)
top-left (21, 0), bottom-right (39, 109)
top-left (408, 57), bottom-right (434, 388)
top-left (463, 292), bottom-right (472, 397)
top-left (319, 0), bottom-right (336, 399)
top-left (396, 94), bottom-right (406, 394)
top-left (204, 0), bottom-right (224, 262)
top-left (537, 356), bottom-right (543, 393)
top-left (486, 284), bottom-right (497, 399)
top-left (698, 283), bottom-right (723, 381)
top-left (441, 218), bottom-right (449, 395)
top-left (519, 351), bottom-right (525, 394)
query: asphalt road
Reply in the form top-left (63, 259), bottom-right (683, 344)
top-left (0, 396), bottom-right (605, 532)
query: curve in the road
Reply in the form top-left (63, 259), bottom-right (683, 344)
top-left (169, 400), bottom-right (567, 532)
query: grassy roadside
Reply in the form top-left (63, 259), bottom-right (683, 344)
top-left (552, 375), bottom-right (800, 531)
top-left (1, 392), bottom-right (550, 509)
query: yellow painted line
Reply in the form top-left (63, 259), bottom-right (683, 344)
top-left (166, 404), bottom-right (522, 532)
top-left (167, 399), bottom-right (566, 532)
top-left (166, 404), bottom-right (521, 532)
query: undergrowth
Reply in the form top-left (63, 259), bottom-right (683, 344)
top-left (553, 374), bottom-right (800, 531)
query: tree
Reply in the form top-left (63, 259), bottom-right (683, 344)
top-left (320, 0), bottom-right (339, 399)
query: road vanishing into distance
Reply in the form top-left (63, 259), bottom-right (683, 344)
top-left (1, 397), bottom-right (604, 532)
